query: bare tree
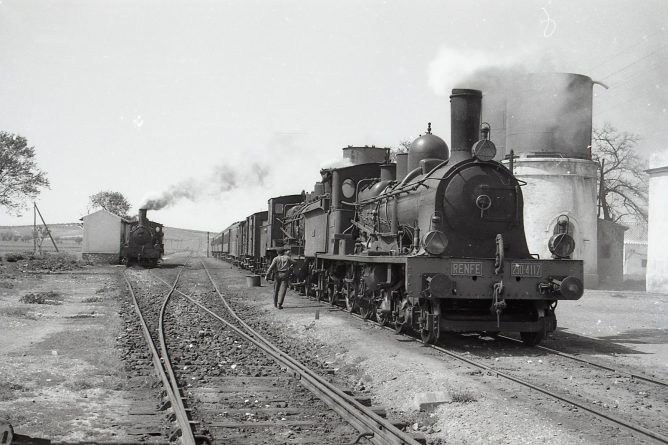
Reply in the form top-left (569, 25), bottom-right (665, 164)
top-left (89, 191), bottom-right (131, 217)
top-left (592, 123), bottom-right (648, 223)
top-left (389, 139), bottom-right (412, 162)
top-left (0, 132), bottom-right (50, 215)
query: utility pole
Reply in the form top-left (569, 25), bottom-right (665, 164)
top-left (207, 232), bottom-right (210, 258)
top-left (34, 203), bottom-right (59, 253)
top-left (33, 204), bottom-right (37, 254)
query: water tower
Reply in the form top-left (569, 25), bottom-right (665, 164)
top-left (483, 73), bottom-right (602, 287)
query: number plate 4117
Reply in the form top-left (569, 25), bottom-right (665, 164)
top-left (511, 263), bottom-right (543, 277)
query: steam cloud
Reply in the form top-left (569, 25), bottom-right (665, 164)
top-left (428, 45), bottom-right (593, 156)
top-left (141, 161), bottom-right (269, 210)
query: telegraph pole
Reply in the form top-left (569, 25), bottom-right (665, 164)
top-left (34, 203), bottom-right (59, 253)
top-left (33, 203), bottom-right (37, 254)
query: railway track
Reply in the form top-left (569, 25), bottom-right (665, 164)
top-left (123, 264), bottom-right (198, 445)
top-left (310, 290), bottom-right (668, 444)
top-left (126, 259), bottom-right (422, 444)
top-left (495, 334), bottom-right (668, 389)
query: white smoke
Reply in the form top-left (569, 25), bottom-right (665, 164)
top-left (141, 161), bottom-right (270, 210)
top-left (319, 158), bottom-right (354, 170)
top-left (427, 46), bottom-right (538, 95)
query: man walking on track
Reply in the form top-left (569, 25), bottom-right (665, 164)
top-left (265, 249), bottom-right (294, 309)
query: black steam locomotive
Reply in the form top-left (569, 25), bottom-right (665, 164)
top-left (213, 88), bottom-right (584, 346)
top-left (121, 208), bottom-right (164, 267)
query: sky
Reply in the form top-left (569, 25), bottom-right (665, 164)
top-left (1, 0), bottom-right (667, 231)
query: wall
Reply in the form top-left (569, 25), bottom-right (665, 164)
top-left (622, 222), bottom-right (647, 281)
top-left (82, 210), bottom-right (121, 255)
top-left (597, 219), bottom-right (626, 287)
top-left (505, 157), bottom-right (599, 287)
top-left (647, 152), bottom-right (668, 293)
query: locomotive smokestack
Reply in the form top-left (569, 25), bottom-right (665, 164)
top-left (450, 89), bottom-right (482, 163)
top-left (139, 208), bottom-right (148, 226)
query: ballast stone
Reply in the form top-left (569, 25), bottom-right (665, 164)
top-left (414, 391), bottom-right (450, 412)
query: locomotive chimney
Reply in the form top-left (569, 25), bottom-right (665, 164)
top-left (139, 208), bottom-right (148, 226)
top-left (380, 164), bottom-right (396, 182)
top-left (450, 89), bottom-right (482, 163)
top-left (395, 152), bottom-right (408, 181)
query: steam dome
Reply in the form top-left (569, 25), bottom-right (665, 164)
top-left (407, 124), bottom-right (449, 172)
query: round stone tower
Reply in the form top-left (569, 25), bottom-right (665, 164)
top-left (483, 73), bottom-right (602, 287)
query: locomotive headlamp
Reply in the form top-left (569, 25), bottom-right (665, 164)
top-left (558, 276), bottom-right (584, 299)
top-left (548, 233), bottom-right (575, 258)
top-left (471, 123), bottom-right (497, 161)
top-left (155, 227), bottom-right (161, 233)
top-left (422, 230), bottom-right (448, 255)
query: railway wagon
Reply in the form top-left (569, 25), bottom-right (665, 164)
top-left (211, 232), bottom-right (223, 258)
top-left (226, 220), bottom-right (245, 264)
top-left (243, 211), bottom-right (268, 273)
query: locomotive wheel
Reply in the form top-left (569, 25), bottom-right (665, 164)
top-left (327, 282), bottom-right (337, 305)
top-left (359, 303), bottom-right (373, 320)
top-left (520, 330), bottom-right (545, 346)
top-left (357, 283), bottom-right (373, 320)
top-left (419, 303), bottom-right (439, 345)
top-left (374, 291), bottom-right (390, 327)
top-left (394, 301), bottom-right (410, 334)
top-left (344, 282), bottom-right (357, 313)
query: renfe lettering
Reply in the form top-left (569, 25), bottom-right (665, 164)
top-left (451, 262), bottom-right (482, 275)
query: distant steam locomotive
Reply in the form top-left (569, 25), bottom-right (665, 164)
top-left (212, 88), bottom-right (584, 346)
top-left (121, 208), bottom-right (164, 267)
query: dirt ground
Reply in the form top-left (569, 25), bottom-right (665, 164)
top-left (0, 259), bottom-right (160, 443)
top-left (2, 255), bottom-right (667, 445)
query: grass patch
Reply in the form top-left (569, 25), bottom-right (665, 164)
top-left (95, 283), bottom-right (117, 294)
top-left (67, 311), bottom-right (101, 318)
top-left (450, 389), bottom-right (477, 403)
top-left (0, 280), bottom-right (14, 289)
top-left (19, 291), bottom-right (64, 305)
top-left (0, 307), bottom-right (36, 319)
top-left (0, 381), bottom-right (30, 400)
top-left (82, 296), bottom-right (103, 303)
top-left (65, 378), bottom-right (96, 391)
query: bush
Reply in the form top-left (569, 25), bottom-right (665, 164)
top-left (450, 389), bottom-right (477, 403)
top-left (20, 291), bottom-right (64, 305)
top-left (82, 296), bottom-right (103, 303)
top-left (5, 253), bottom-right (26, 262)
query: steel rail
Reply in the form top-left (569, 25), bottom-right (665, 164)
top-left (152, 263), bottom-right (420, 445)
top-left (198, 261), bottom-right (419, 445)
top-left (342, 308), bottom-right (668, 444)
top-left (122, 268), bottom-right (196, 445)
top-left (496, 334), bottom-right (668, 388)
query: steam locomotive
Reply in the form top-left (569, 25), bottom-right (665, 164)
top-left (121, 208), bottom-right (164, 267)
top-left (212, 88), bottom-right (584, 346)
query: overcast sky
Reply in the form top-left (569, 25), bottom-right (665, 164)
top-left (1, 0), bottom-right (666, 231)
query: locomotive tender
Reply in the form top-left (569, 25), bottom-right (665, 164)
top-left (213, 88), bottom-right (584, 346)
top-left (121, 208), bottom-right (164, 267)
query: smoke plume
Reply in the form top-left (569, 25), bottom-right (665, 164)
top-left (141, 161), bottom-right (270, 210)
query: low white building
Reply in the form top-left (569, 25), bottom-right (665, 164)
top-left (647, 152), bottom-right (668, 293)
top-left (81, 209), bottom-right (127, 263)
top-left (623, 221), bottom-right (647, 281)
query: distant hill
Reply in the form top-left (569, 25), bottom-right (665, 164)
top-left (0, 223), bottom-right (212, 256)
top-left (162, 226), bottom-right (210, 256)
